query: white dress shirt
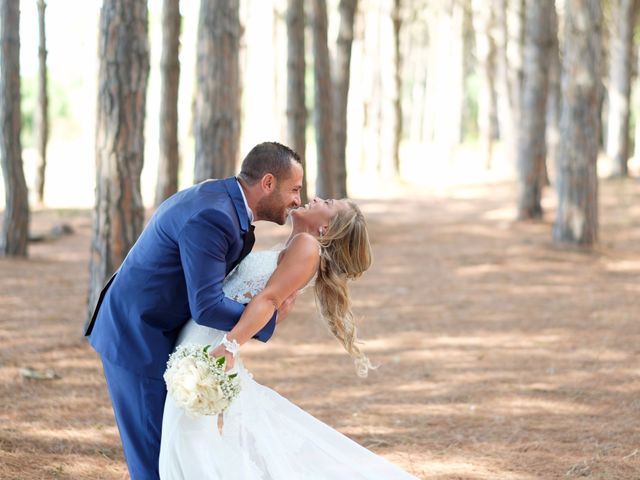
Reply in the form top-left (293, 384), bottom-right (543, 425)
top-left (236, 178), bottom-right (254, 223)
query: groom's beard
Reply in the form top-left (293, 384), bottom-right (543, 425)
top-left (255, 189), bottom-right (288, 225)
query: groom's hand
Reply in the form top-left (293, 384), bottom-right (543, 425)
top-left (277, 291), bottom-right (298, 325)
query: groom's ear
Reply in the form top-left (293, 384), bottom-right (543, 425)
top-left (260, 173), bottom-right (276, 193)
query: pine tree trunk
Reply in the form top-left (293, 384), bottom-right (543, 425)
top-left (424, 1), bottom-right (464, 152)
top-left (495, 0), bottom-right (525, 162)
top-left (334, 0), bottom-right (357, 197)
top-left (472, 0), bottom-right (498, 169)
top-left (89, 0), bottom-right (149, 320)
top-left (461, 0), bottom-right (475, 142)
top-left (358, 0), bottom-right (381, 173)
top-left (155, 0), bottom-right (181, 207)
top-left (634, 45), bottom-right (640, 168)
top-left (194, 0), bottom-right (240, 183)
top-left (406, 7), bottom-right (428, 144)
top-left (286, 0), bottom-right (308, 203)
top-left (312, 0), bottom-right (338, 198)
top-left (553, 0), bottom-right (601, 246)
top-left (517, 0), bottom-right (553, 220)
top-left (0, 0), bottom-right (29, 257)
top-left (34, 0), bottom-right (48, 205)
top-left (545, 2), bottom-right (561, 180)
top-left (391, 0), bottom-right (402, 176)
top-left (506, 0), bottom-right (525, 113)
top-left (605, 0), bottom-right (637, 177)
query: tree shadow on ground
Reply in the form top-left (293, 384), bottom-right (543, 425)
top-left (1, 180), bottom-right (640, 479)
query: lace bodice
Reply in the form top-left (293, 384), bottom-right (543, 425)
top-left (223, 250), bottom-right (281, 304)
top-left (223, 248), bottom-right (316, 304)
top-left (176, 248), bottom-right (313, 348)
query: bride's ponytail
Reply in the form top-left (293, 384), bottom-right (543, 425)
top-left (314, 201), bottom-right (374, 377)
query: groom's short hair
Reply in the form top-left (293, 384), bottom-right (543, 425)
top-left (238, 142), bottom-right (301, 185)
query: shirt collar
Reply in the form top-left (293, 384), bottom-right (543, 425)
top-left (236, 178), bottom-right (254, 223)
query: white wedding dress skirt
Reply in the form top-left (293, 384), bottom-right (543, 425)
top-left (159, 251), bottom-right (418, 479)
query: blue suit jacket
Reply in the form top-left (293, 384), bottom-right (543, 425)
top-left (87, 177), bottom-right (276, 379)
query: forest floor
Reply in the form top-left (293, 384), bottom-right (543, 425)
top-left (1, 178), bottom-right (639, 480)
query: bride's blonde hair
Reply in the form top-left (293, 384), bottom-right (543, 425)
top-left (315, 200), bottom-right (374, 377)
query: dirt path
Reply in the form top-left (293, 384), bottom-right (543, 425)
top-left (1, 179), bottom-right (639, 479)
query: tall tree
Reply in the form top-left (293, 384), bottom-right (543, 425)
top-left (34, 0), bottom-right (48, 205)
top-left (391, 0), bottom-right (402, 175)
top-left (155, 0), bottom-right (181, 207)
top-left (494, 0), bottom-right (525, 161)
top-left (634, 46), bottom-right (640, 169)
top-left (194, 0), bottom-right (240, 183)
top-left (553, 0), bottom-right (602, 246)
top-left (423, 1), bottom-right (465, 151)
top-left (88, 0), bottom-right (150, 319)
top-left (286, 0), bottom-right (308, 203)
top-left (605, 0), bottom-right (638, 177)
top-left (472, 0), bottom-right (499, 169)
top-left (505, 0), bottom-right (525, 113)
top-left (0, 0), bottom-right (29, 257)
top-left (334, 0), bottom-right (358, 196)
top-left (545, 2), bottom-right (561, 177)
top-left (517, 0), bottom-right (553, 220)
top-left (312, 0), bottom-right (338, 198)
top-left (405, 2), bottom-right (429, 144)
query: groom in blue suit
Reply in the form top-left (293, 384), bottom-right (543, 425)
top-left (86, 142), bottom-right (304, 479)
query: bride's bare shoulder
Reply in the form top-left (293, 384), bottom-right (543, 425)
top-left (278, 233), bottom-right (320, 264)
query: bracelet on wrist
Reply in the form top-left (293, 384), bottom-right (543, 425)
top-left (220, 334), bottom-right (240, 358)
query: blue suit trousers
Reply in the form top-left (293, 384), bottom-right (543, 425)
top-left (101, 357), bottom-right (167, 480)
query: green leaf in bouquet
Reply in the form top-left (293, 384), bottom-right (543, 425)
top-left (216, 356), bottom-right (226, 367)
top-left (203, 344), bottom-right (211, 354)
top-left (228, 373), bottom-right (237, 379)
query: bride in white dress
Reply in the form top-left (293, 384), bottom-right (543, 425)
top-left (159, 198), bottom-right (418, 479)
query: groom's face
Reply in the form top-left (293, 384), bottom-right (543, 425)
top-left (256, 161), bottom-right (303, 225)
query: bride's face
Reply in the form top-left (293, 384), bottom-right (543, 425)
top-left (292, 197), bottom-right (346, 234)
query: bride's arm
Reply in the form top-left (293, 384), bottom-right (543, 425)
top-left (209, 233), bottom-right (320, 362)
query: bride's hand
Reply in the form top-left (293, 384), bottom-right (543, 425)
top-left (208, 344), bottom-right (235, 371)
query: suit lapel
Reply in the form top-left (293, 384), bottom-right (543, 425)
top-left (222, 176), bottom-right (249, 232)
top-left (222, 176), bottom-right (254, 275)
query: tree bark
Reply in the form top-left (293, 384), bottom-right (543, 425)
top-left (545, 2), bottom-right (561, 180)
top-left (0, 0), bottom-right (29, 257)
top-left (553, 0), bottom-right (601, 246)
top-left (286, 0), bottom-right (308, 203)
top-left (89, 0), bottom-right (149, 320)
top-left (634, 45), bottom-right (640, 169)
top-left (391, 0), bottom-right (402, 175)
top-left (471, 0), bottom-right (498, 169)
top-left (334, 0), bottom-right (358, 197)
top-left (34, 0), bottom-right (48, 205)
top-left (517, 0), bottom-right (553, 220)
top-left (194, 0), bottom-right (240, 183)
top-left (495, 0), bottom-right (525, 162)
top-left (155, 0), bottom-right (181, 207)
top-left (506, 0), bottom-right (525, 114)
top-left (406, 4), bottom-right (429, 144)
top-left (312, 0), bottom-right (338, 198)
top-left (605, 0), bottom-right (637, 177)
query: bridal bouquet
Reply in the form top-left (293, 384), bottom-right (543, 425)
top-left (164, 344), bottom-right (241, 416)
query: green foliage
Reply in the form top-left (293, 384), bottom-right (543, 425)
top-left (20, 76), bottom-right (36, 147)
top-left (462, 71), bottom-right (479, 143)
top-left (20, 73), bottom-right (72, 148)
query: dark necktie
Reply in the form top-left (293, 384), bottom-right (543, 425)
top-left (228, 224), bottom-right (255, 274)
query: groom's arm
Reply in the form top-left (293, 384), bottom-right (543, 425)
top-left (178, 210), bottom-right (276, 341)
top-left (210, 233), bottom-right (318, 363)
